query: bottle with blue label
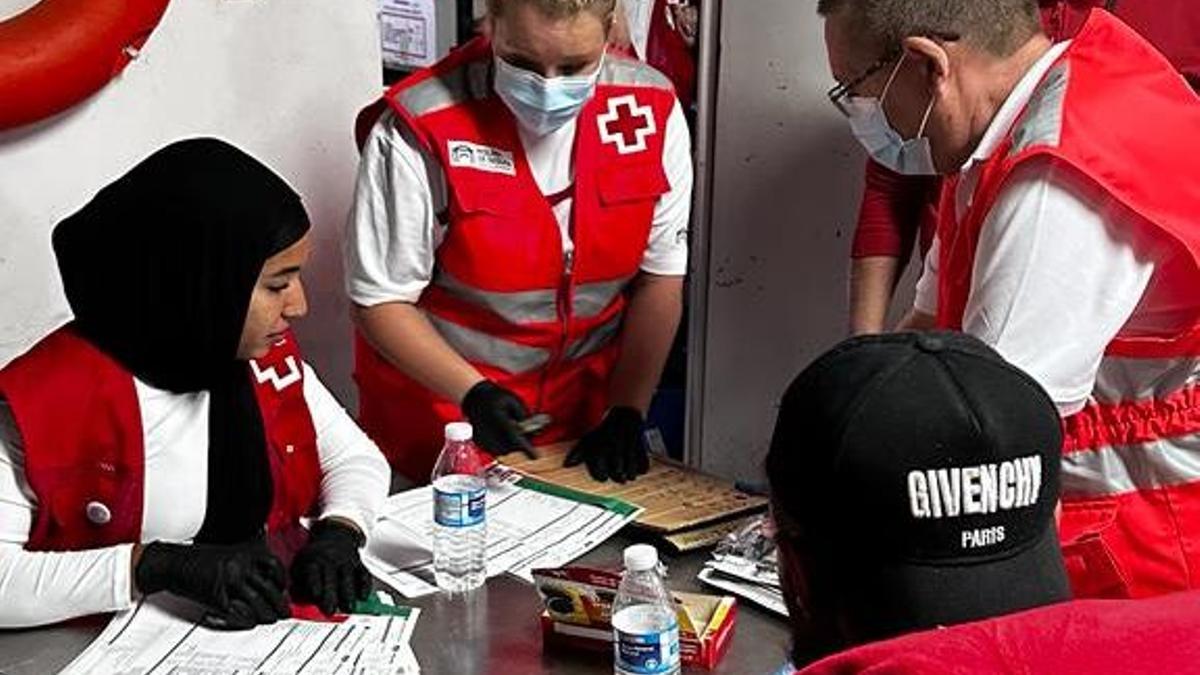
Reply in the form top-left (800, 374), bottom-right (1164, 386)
top-left (612, 544), bottom-right (681, 675)
top-left (431, 422), bottom-right (488, 592)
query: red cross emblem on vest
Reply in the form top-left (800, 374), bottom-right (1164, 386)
top-left (598, 94), bottom-right (657, 155)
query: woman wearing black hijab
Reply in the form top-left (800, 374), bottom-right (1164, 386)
top-left (0, 138), bottom-right (389, 629)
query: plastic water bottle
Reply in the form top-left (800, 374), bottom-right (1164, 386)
top-left (612, 544), bottom-right (681, 675)
top-left (431, 422), bottom-right (487, 592)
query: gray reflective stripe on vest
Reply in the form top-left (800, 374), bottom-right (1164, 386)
top-left (573, 277), bottom-right (632, 319)
top-left (1061, 433), bottom-right (1200, 498)
top-left (1092, 355), bottom-right (1200, 405)
top-left (395, 59), bottom-right (491, 118)
top-left (599, 58), bottom-right (674, 90)
top-left (566, 313), bottom-right (623, 361)
top-left (434, 272), bottom-right (558, 324)
top-left (1010, 61), bottom-right (1068, 154)
top-left (427, 314), bottom-right (550, 374)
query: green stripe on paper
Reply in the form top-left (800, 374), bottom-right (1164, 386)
top-left (515, 477), bottom-right (640, 517)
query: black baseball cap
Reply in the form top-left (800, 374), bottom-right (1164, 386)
top-left (767, 332), bottom-right (1070, 640)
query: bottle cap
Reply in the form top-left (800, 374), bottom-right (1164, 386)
top-left (623, 544), bottom-right (659, 572)
top-left (445, 422), bottom-right (473, 442)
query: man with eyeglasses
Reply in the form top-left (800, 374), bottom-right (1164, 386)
top-left (846, 2), bottom-right (1200, 339)
top-left (819, 0), bottom-right (1200, 601)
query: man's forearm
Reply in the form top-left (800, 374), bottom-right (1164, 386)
top-left (849, 256), bottom-right (904, 335)
top-left (353, 302), bottom-right (484, 404)
top-left (897, 308), bottom-right (937, 332)
top-left (607, 274), bottom-right (684, 415)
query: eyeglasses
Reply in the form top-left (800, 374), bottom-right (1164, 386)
top-left (827, 33), bottom-right (960, 117)
top-left (827, 48), bottom-right (902, 118)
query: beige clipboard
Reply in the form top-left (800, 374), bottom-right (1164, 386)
top-left (498, 443), bottom-right (768, 534)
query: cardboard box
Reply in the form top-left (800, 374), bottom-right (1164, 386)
top-left (534, 566), bottom-right (738, 670)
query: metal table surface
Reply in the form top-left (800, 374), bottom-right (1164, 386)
top-left (0, 537), bottom-right (792, 674)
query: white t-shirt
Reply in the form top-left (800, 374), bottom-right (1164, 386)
top-left (0, 363), bottom-right (389, 628)
top-left (345, 99), bottom-right (693, 307)
top-left (915, 42), bottom-right (1194, 415)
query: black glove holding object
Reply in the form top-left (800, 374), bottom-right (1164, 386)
top-left (289, 519), bottom-right (372, 616)
top-left (461, 380), bottom-right (537, 457)
top-left (135, 539), bottom-right (290, 630)
top-left (564, 406), bottom-right (649, 483)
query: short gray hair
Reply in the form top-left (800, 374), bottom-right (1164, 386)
top-left (817, 0), bottom-right (1042, 57)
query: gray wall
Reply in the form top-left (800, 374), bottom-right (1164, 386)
top-left (694, 1), bottom-right (914, 481)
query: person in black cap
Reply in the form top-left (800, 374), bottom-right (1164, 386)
top-left (767, 331), bottom-right (1071, 666)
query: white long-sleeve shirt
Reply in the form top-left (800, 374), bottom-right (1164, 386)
top-left (0, 362), bottom-right (389, 628)
top-left (913, 41), bottom-right (1193, 415)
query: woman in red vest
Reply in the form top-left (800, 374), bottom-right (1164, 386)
top-left (346, 0), bottom-right (691, 484)
top-left (848, 0), bottom-right (1200, 335)
top-left (0, 139), bottom-right (389, 628)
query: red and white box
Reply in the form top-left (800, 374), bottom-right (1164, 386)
top-left (534, 566), bottom-right (738, 670)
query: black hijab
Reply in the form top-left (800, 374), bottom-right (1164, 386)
top-left (52, 138), bottom-right (311, 544)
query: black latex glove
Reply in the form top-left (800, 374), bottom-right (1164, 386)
top-left (289, 519), bottom-right (373, 616)
top-left (135, 539), bottom-right (290, 630)
top-left (564, 407), bottom-right (649, 483)
top-left (461, 380), bottom-right (537, 457)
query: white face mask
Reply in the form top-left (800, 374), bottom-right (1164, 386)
top-left (493, 54), bottom-right (603, 136)
top-left (845, 53), bottom-right (938, 175)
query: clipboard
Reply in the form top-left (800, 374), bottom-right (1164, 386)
top-left (498, 443), bottom-right (768, 534)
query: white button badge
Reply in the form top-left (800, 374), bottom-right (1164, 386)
top-left (86, 501), bottom-right (112, 526)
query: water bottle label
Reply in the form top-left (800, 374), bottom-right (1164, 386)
top-left (433, 486), bottom-right (486, 527)
top-left (614, 627), bottom-right (680, 675)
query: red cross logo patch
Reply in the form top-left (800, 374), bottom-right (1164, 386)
top-left (598, 95), bottom-right (657, 155)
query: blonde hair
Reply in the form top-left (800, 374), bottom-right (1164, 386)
top-left (487, 0), bottom-right (617, 20)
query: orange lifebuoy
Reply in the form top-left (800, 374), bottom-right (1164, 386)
top-left (0, 0), bottom-right (171, 130)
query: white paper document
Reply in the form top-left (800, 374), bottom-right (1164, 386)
top-left (698, 564), bottom-right (788, 618)
top-left (697, 515), bottom-right (789, 617)
top-left (379, 0), bottom-right (437, 70)
top-left (365, 465), bottom-right (642, 597)
top-left (61, 595), bottom-right (421, 675)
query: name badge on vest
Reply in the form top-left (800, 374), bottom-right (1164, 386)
top-left (448, 141), bottom-right (516, 176)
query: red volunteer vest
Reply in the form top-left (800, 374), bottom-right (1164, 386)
top-left (797, 591), bottom-right (1200, 674)
top-left (0, 326), bottom-right (322, 551)
top-left (1041, 0), bottom-right (1200, 86)
top-left (356, 37), bottom-right (677, 480)
top-left (937, 12), bottom-right (1200, 598)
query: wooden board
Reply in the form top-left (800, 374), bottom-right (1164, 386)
top-left (498, 444), bottom-right (768, 534)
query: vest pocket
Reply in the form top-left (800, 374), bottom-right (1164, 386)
top-left (596, 162), bottom-right (670, 205)
top-left (453, 183), bottom-right (521, 216)
top-left (1059, 498), bottom-right (1131, 599)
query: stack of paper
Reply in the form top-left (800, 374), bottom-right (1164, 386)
top-left (61, 594), bottom-right (421, 674)
top-left (364, 465), bottom-right (643, 597)
top-left (698, 557), bottom-right (787, 617)
top-left (697, 516), bottom-right (788, 617)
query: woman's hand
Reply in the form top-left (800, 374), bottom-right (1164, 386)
top-left (461, 380), bottom-right (537, 458)
top-left (134, 539), bottom-right (290, 629)
top-left (289, 519), bottom-right (372, 616)
top-left (564, 407), bottom-right (649, 483)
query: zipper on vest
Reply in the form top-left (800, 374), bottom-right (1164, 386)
top-left (536, 248), bottom-right (575, 413)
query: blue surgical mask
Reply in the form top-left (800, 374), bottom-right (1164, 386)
top-left (493, 55), bottom-right (602, 136)
top-left (845, 53), bottom-right (938, 175)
